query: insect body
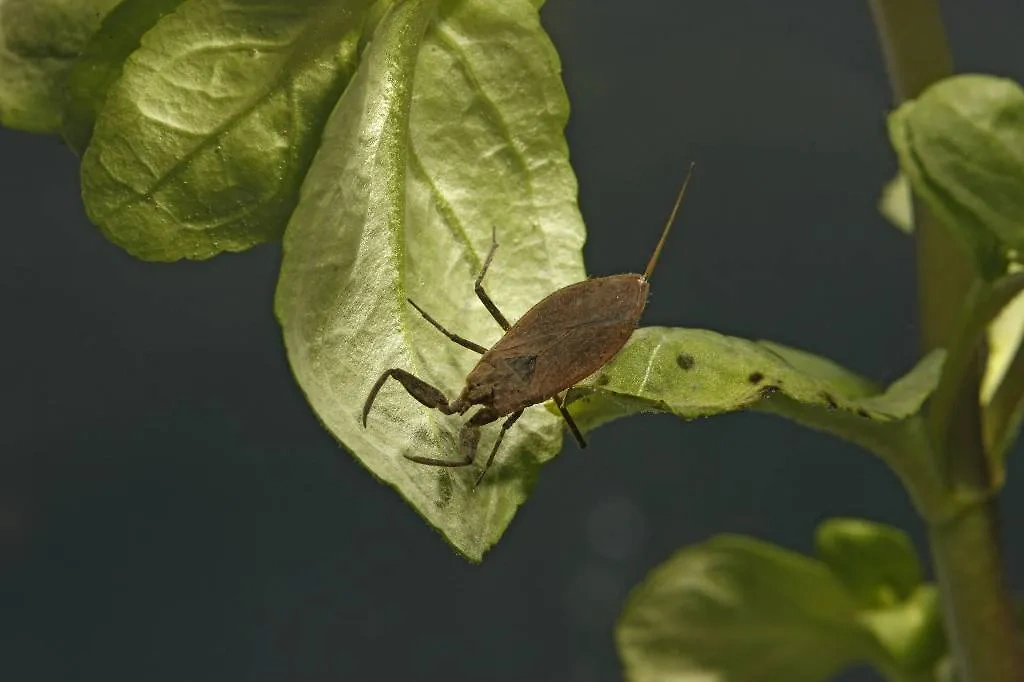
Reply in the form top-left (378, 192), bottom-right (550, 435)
top-left (362, 163), bottom-right (695, 486)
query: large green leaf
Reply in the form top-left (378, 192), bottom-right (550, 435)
top-left (275, 0), bottom-right (585, 561)
top-left (61, 0), bottom-right (185, 154)
top-left (888, 74), bottom-right (1024, 278)
top-left (79, 0), bottom-right (375, 261)
top-left (616, 535), bottom-right (890, 682)
top-left (0, 0), bottom-right (122, 133)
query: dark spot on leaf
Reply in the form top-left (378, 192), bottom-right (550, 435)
top-left (676, 353), bottom-right (695, 370)
top-left (857, 408), bottom-right (871, 418)
top-left (820, 391), bottom-right (838, 409)
top-left (748, 371), bottom-right (764, 384)
top-left (595, 374), bottom-right (610, 387)
top-left (758, 385), bottom-right (779, 400)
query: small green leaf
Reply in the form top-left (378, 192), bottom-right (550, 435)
top-left (859, 586), bottom-right (947, 674)
top-left (275, 0), bottom-right (585, 561)
top-left (0, 0), bottom-right (122, 133)
top-left (879, 172), bottom-right (914, 234)
top-left (62, 0), bottom-right (186, 154)
top-left (815, 517), bottom-right (922, 608)
top-left (616, 535), bottom-right (889, 682)
top-left (80, 0), bottom-right (375, 260)
top-left (888, 74), bottom-right (1024, 278)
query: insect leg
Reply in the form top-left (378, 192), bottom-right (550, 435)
top-left (553, 394), bottom-right (587, 449)
top-left (474, 409), bottom-right (524, 488)
top-left (474, 226), bottom-right (512, 332)
top-left (362, 368), bottom-right (456, 427)
top-left (406, 298), bottom-right (487, 354)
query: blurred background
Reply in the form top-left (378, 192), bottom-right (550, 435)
top-left (3, 1), bottom-right (1024, 680)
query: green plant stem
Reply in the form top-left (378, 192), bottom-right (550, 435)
top-left (931, 504), bottom-right (1023, 682)
top-left (869, 1), bottom-right (1024, 680)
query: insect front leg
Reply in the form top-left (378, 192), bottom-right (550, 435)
top-left (362, 368), bottom-right (457, 427)
top-left (475, 226), bottom-right (512, 332)
top-left (406, 298), bottom-right (487, 354)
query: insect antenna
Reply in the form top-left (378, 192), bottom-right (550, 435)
top-left (642, 161), bottom-right (696, 282)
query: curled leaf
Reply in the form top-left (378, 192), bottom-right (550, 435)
top-left (888, 74), bottom-right (1024, 278)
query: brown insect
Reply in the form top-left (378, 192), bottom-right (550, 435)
top-left (362, 162), bottom-right (695, 486)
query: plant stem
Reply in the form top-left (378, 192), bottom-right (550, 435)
top-left (930, 503), bottom-right (1023, 682)
top-left (869, 1), bottom-right (1024, 680)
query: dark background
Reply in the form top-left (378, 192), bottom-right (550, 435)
top-left (3, 1), bottom-right (1024, 681)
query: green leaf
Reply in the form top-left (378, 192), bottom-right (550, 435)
top-left (616, 535), bottom-right (889, 682)
top-left (564, 328), bottom-right (951, 517)
top-left (564, 327), bottom-right (942, 445)
top-left (0, 0), bottom-right (123, 133)
top-left (888, 74), bottom-right (1024, 278)
top-left (879, 172), bottom-right (914, 234)
top-left (815, 517), bottom-right (922, 608)
top-left (275, 0), bottom-right (585, 561)
top-left (79, 0), bottom-right (375, 261)
top-left (859, 585), bottom-right (947, 675)
top-left (62, 0), bottom-right (185, 154)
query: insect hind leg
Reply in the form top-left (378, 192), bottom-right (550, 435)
top-left (475, 226), bottom-right (512, 332)
top-left (553, 393), bottom-right (587, 449)
top-left (362, 368), bottom-right (456, 427)
top-left (404, 421), bottom-right (482, 468)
